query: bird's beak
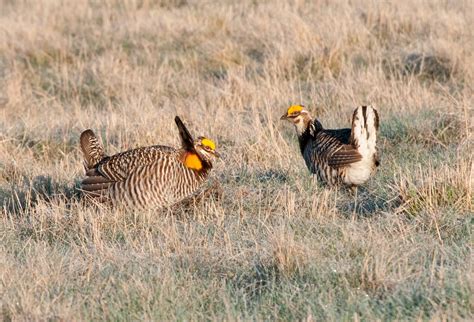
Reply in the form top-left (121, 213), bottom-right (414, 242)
top-left (280, 113), bottom-right (288, 120)
top-left (213, 151), bottom-right (221, 158)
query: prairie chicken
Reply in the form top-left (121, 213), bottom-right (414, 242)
top-left (79, 116), bottom-right (220, 209)
top-left (281, 105), bottom-right (380, 187)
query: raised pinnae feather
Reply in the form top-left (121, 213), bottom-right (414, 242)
top-left (175, 116), bottom-right (195, 151)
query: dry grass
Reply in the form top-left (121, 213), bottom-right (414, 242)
top-left (0, 0), bottom-right (473, 320)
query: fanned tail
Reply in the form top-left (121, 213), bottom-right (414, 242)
top-left (80, 129), bottom-right (106, 169)
top-left (350, 106), bottom-right (379, 162)
top-left (80, 129), bottom-right (111, 201)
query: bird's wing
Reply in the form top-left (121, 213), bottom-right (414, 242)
top-left (312, 129), bottom-right (362, 168)
top-left (96, 146), bottom-right (177, 181)
top-left (81, 146), bottom-right (177, 196)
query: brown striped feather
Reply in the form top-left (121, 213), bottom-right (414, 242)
top-left (80, 129), bottom-right (106, 168)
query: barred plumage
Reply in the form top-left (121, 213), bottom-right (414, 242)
top-left (79, 116), bottom-right (220, 209)
top-left (281, 105), bottom-right (380, 187)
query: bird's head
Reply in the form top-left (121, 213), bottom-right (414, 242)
top-left (175, 116), bottom-right (220, 171)
top-left (194, 136), bottom-right (220, 161)
top-left (280, 105), bottom-right (312, 135)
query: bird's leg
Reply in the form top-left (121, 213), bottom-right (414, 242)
top-left (351, 185), bottom-right (358, 219)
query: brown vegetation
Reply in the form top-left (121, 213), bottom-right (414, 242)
top-left (0, 0), bottom-right (472, 320)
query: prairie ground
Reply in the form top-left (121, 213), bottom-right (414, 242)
top-left (0, 0), bottom-right (473, 320)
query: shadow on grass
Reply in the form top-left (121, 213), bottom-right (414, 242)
top-left (229, 260), bottom-right (280, 301)
top-left (255, 169), bottom-right (289, 184)
top-left (223, 169), bottom-right (289, 185)
top-left (1, 174), bottom-right (227, 217)
top-left (1, 175), bottom-right (82, 215)
top-left (171, 178), bottom-right (224, 214)
top-left (382, 52), bottom-right (457, 83)
top-left (337, 187), bottom-right (402, 217)
top-left (183, 257), bottom-right (281, 303)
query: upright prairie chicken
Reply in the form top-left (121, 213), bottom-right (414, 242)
top-left (281, 105), bottom-right (380, 187)
top-left (79, 116), bottom-right (220, 209)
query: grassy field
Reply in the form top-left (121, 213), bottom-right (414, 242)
top-left (0, 0), bottom-right (472, 320)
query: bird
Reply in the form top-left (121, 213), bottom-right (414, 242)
top-left (79, 116), bottom-right (220, 209)
top-left (280, 104), bottom-right (380, 188)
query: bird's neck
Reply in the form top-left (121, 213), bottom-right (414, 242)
top-left (297, 117), bottom-right (324, 154)
top-left (181, 151), bottom-right (212, 177)
top-left (293, 114), bottom-right (312, 136)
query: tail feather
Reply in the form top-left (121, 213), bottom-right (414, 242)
top-left (80, 129), bottom-right (106, 169)
top-left (350, 106), bottom-right (379, 160)
top-left (81, 168), bottom-right (111, 197)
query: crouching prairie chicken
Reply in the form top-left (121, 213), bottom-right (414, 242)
top-left (79, 116), bottom-right (220, 209)
top-left (281, 105), bottom-right (380, 188)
